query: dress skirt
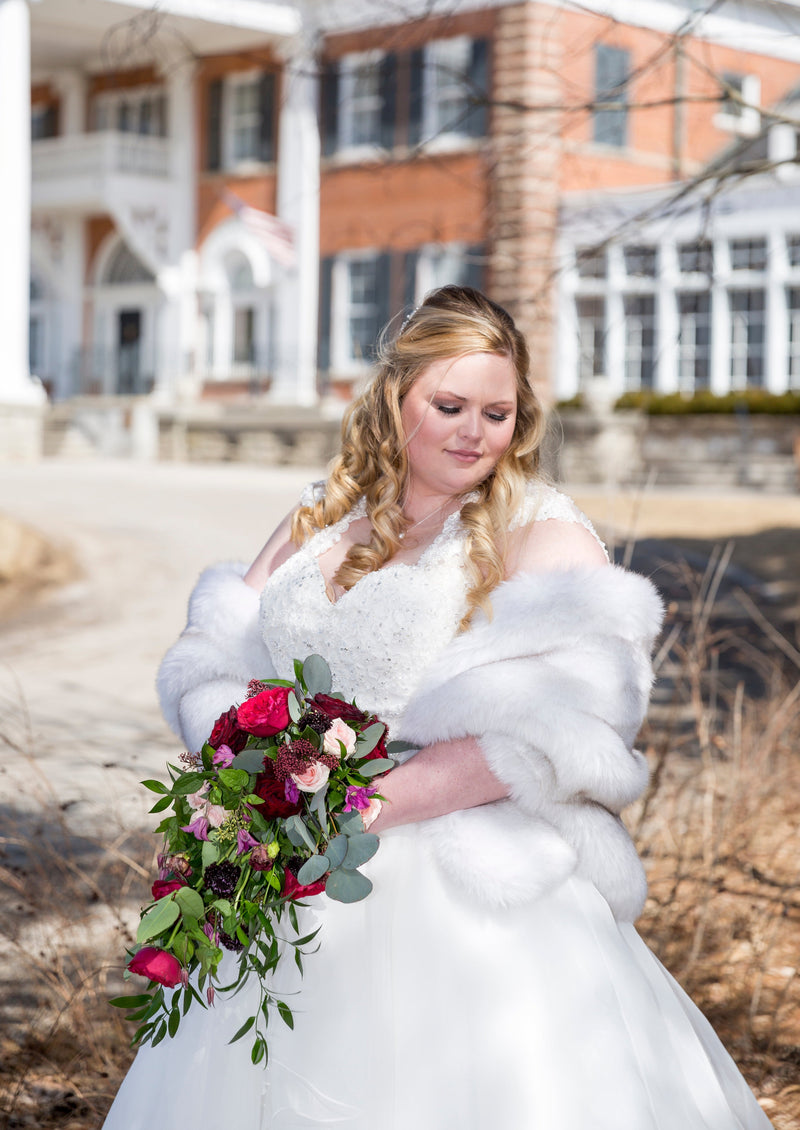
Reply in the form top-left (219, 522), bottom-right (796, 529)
top-left (103, 825), bottom-right (772, 1130)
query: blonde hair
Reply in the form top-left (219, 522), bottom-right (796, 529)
top-left (292, 285), bottom-right (546, 627)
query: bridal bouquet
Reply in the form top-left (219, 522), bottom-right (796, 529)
top-left (112, 654), bottom-right (399, 1065)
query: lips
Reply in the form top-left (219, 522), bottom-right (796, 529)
top-left (447, 449), bottom-right (482, 463)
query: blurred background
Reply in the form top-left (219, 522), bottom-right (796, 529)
top-left (1, 0), bottom-right (799, 1126)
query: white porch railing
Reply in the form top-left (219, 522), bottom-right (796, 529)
top-left (33, 131), bottom-right (171, 181)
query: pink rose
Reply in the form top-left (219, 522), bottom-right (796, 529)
top-left (205, 804), bottom-right (227, 828)
top-left (322, 718), bottom-right (357, 760)
top-left (290, 761), bottom-right (330, 794)
top-left (237, 687), bottom-right (291, 737)
top-left (127, 946), bottom-right (182, 987)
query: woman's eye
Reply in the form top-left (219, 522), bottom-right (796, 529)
top-left (436, 404), bottom-right (461, 415)
top-left (487, 412), bottom-right (510, 423)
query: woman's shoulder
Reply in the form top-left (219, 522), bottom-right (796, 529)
top-left (512, 481), bottom-right (605, 543)
top-left (300, 480), bottom-right (327, 508)
top-left (506, 480), bottom-right (609, 571)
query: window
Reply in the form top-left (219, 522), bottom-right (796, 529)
top-left (678, 240), bottom-right (713, 275)
top-left (410, 37), bottom-right (489, 147)
top-left (677, 292), bottom-right (711, 391)
top-left (406, 243), bottom-right (485, 305)
top-left (729, 289), bottom-right (765, 388)
top-left (624, 245), bottom-right (658, 277)
top-left (576, 297), bottom-right (606, 382)
top-left (233, 308), bottom-right (255, 364)
top-left (786, 235), bottom-right (800, 268)
top-left (623, 295), bottom-right (657, 389)
top-left (715, 73), bottom-right (760, 135)
top-left (576, 248), bottom-right (607, 280)
top-left (206, 72), bottom-right (276, 170)
top-left (593, 45), bottom-right (629, 148)
top-left (729, 238), bottom-right (767, 272)
top-left (93, 88), bottom-right (167, 136)
top-left (788, 288), bottom-right (800, 387)
top-left (31, 103), bottom-right (58, 140)
top-left (338, 52), bottom-right (384, 148)
top-left (348, 258), bottom-right (383, 362)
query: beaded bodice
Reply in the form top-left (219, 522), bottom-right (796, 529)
top-left (259, 482), bottom-right (605, 741)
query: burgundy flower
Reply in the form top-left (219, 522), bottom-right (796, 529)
top-left (208, 707), bottom-right (248, 754)
top-left (248, 843), bottom-right (275, 872)
top-left (151, 879), bottom-right (184, 901)
top-left (252, 759), bottom-right (302, 819)
top-left (237, 687), bottom-right (291, 738)
top-left (282, 865), bottom-right (326, 901)
top-left (128, 947), bottom-right (182, 988)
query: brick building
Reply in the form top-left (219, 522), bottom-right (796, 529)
top-left (3, 0), bottom-right (800, 455)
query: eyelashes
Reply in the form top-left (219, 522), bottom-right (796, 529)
top-left (435, 404), bottom-right (511, 423)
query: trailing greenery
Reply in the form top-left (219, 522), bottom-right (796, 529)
top-left (555, 389), bottom-right (800, 415)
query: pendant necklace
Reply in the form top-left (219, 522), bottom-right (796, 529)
top-left (398, 499), bottom-right (453, 541)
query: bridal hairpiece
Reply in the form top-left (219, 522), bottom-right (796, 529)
top-left (400, 305), bottom-right (420, 333)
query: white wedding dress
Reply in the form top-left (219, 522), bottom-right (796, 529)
top-left (104, 489), bottom-right (772, 1130)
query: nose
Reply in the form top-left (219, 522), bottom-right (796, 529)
top-left (457, 409), bottom-right (482, 443)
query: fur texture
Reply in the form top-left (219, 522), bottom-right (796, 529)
top-left (156, 562), bottom-right (663, 922)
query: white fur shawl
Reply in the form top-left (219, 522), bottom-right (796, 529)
top-left (157, 562), bottom-right (663, 922)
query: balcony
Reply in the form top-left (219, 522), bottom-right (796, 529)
top-left (32, 131), bottom-right (172, 212)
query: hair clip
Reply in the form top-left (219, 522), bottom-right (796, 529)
top-left (400, 305), bottom-right (420, 333)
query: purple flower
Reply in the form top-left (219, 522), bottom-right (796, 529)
top-left (284, 778), bottom-right (300, 804)
top-left (212, 744), bottom-right (235, 768)
top-left (181, 814), bottom-right (210, 841)
top-left (343, 785), bottom-right (377, 813)
top-left (236, 828), bottom-right (259, 855)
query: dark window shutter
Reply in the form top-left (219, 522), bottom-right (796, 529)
top-left (464, 39), bottom-right (489, 138)
top-left (408, 48), bottom-right (425, 147)
top-left (207, 78), bottom-right (223, 170)
top-left (318, 257), bottom-right (334, 372)
top-left (44, 104), bottom-right (59, 138)
top-left (379, 53), bottom-right (397, 150)
top-left (464, 243), bottom-right (486, 291)
top-left (320, 60), bottom-right (339, 157)
top-left (374, 252), bottom-right (392, 354)
top-left (403, 250), bottom-right (419, 310)
top-left (258, 71), bottom-right (276, 162)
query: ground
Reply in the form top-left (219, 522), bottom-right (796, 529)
top-left (0, 460), bottom-right (798, 1127)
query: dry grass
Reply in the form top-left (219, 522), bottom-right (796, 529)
top-left (0, 543), bottom-right (799, 1127)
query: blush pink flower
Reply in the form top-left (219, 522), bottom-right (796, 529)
top-left (290, 761), bottom-right (329, 794)
top-left (322, 718), bottom-right (357, 760)
top-left (212, 744), bottom-right (235, 768)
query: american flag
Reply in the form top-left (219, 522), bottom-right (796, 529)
top-left (221, 189), bottom-right (296, 269)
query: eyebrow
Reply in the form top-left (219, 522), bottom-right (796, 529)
top-left (434, 389), bottom-right (516, 407)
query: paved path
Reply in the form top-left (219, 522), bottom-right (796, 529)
top-left (0, 460), bottom-right (324, 835)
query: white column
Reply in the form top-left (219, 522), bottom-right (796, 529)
top-left (0, 0), bottom-right (45, 409)
top-left (53, 69), bottom-right (87, 136)
top-left (765, 227), bottom-right (786, 393)
top-left (273, 41), bottom-right (320, 405)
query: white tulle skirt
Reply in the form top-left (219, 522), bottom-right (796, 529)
top-left (104, 826), bottom-right (772, 1130)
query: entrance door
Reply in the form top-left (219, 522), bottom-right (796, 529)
top-left (117, 309), bottom-right (142, 394)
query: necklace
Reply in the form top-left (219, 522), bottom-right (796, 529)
top-left (398, 499), bottom-right (453, 540)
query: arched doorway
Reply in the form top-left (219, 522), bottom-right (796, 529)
top-left (90, 235), bottom-right (159, 395)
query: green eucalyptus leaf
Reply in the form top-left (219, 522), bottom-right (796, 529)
top-left (355, 722), bottom-right (385, 756)
top-left (136, 899), bottom-right (180, 943)
top-left (301, 654), bottom-right (332, 696)
top-left (385, 739), bottom-right (416, 755)
top-left (324, 868), bottom-right (373, 903)
top-left (357, 757), bottom-right (395, 778)
top-left (335, 810), bottom-right (364, 837)
top-left (297, 854), bottom-right (329, 884)
top-left (284, 815), bottom-right (316, 852)
top-left (342, 833), bottom-right (379, 870)
top-left (324, 834), bottom-right (348, 869)
top-left (174, 886), bottom-right (205, 919)
top-left (287, 692), bottom-right (302, 723)
top-left (232, 749), bottom-right (268, 774)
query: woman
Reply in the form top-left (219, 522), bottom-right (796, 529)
top-left (105, 286), bottom-right (771, 1129)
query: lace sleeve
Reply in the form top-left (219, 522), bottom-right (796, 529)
top-left (300, 480), bottom-right (327, 508)
top-left (510, 482), bottom-right (608, 559)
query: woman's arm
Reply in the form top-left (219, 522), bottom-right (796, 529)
top-left (244, 508), bottom-right (300, 591)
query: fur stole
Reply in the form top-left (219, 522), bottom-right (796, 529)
top-left (157, 562), bottom-right (663, 922)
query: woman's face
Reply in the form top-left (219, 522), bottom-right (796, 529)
top-left (399, 352), bottom-right (518, 501)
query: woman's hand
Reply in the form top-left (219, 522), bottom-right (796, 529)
top-left (367, 736), bottom-right (508, 833)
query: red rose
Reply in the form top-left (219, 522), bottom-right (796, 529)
top-left (312, 695), bottom-right (387, 762)
top-left (127, 946), bottom-right (182, 987)
top-left (151, 879), bottom-right (184, 901)
top-left (282, 868), bottom-right (326, 900)
top-left (208, 707), bottom-right (248, 753)
top-left (253, 759), bottom-right (302, 819)
top-left (237, 687), bottom-right (291, 737)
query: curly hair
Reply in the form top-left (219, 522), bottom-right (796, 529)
top-left (292, 285), bottom-right (546, 627)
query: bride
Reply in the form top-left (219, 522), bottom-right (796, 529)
top-left (104, 285), bottom-right (772, 1129)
